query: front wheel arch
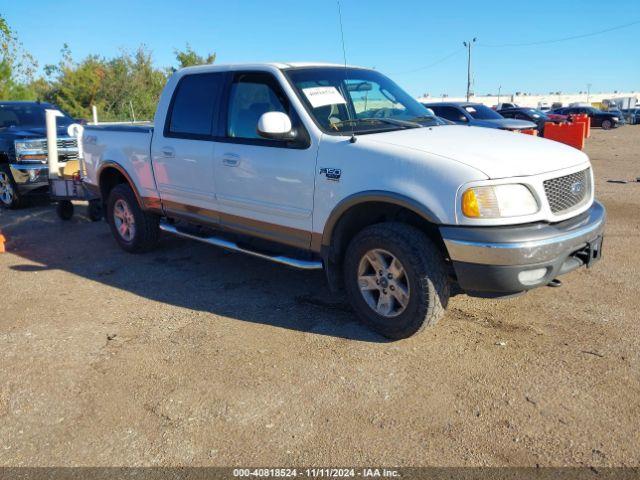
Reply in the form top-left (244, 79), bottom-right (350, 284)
top-left (322, 194), bottom-right (446, 262)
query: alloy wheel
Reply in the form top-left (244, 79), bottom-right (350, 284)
top-left (357, 248), bottom-right (410, 317)
top-left (113, 198), bottom-right (136, 242)
top-left (0, 171), bottom-right (15, 206)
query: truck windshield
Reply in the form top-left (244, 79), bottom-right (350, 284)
top-left (0, 103), bottom-right (74, 129)
top-left (523, 109), bottom-right (549, 120)
top-left (463, 104), bottom-right (504, 120)
top-left (285, 67), bottom-right (442, 134)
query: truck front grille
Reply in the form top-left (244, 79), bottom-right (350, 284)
top-left (543, 168), bottom-right (591, 214)
top-left (44, 137), bottom-right (79, 162)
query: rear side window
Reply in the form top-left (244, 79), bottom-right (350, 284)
top-left (167, 73), bottom-right (225, 137)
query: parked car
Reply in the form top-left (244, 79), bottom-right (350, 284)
top-left (493, 102), bottom-right (519, 110)
top-left (607, 108), bottom-right (627, 126)
top-left (550, 106), bottom-right (620, 129)
top-left (497, 107), bottom-right (561, 135)
top-left (422, 102), bottom-right (537, 131)
top-left (621, 108), bottom-right (640, 125)
top-left (81, 62), bottom-right (605, 339)
top-left (0, 101), bottom-right (79, 208)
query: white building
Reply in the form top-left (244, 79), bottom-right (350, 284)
top-left (417, 91), bottom-right (638, 109)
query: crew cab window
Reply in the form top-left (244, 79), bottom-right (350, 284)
top-left (167, 73), bottom-right (224, 137)
top-left (227, 73), bottom-right (289, 139)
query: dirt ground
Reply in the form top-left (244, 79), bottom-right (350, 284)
top-left (0, 127), bottom-right (639, 469)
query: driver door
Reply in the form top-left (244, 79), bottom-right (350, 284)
top-left (213, 71), bottom-right (317, 250)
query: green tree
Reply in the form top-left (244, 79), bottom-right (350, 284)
top-left (174, 44), bottom-right (216, 69)
top-left (1, 17), bottom-right (218, 121)
top-left (43, 45), bottom-right (167, 121)
top-left (0, 14), bottom-right (38, 100)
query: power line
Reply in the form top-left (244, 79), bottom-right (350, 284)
top-left (480, 19), bottom-right (640, 48)
top-left (392, 48), bottom-right (464, 75)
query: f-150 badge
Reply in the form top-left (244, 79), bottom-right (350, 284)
top-left (319, 168), bottom-right (342, 181)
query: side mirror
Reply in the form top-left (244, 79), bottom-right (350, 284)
top-left (257, 111), bottom-right (295, 140)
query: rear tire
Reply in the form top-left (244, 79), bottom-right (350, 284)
top-left (56, 200), bottom-right (74, 220)
top-left (106, 183), bottom-right (159, 253)
top-left (343, 222), bottom-right (450, 340)
top-left (87, 199), bottom-right (103, 222)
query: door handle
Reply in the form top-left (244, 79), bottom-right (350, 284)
top-left (222, 153), bottom-right (240, 167)
top-left (161, 146), bottom-right (175, 158)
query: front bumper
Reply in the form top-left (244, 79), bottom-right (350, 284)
top-left (9, 164), bottom-right (49, 193)
top-left (440, 201), bottom-right (606, 296)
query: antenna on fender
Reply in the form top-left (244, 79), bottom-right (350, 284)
top-left (337, 0), bottom-right (356, 143)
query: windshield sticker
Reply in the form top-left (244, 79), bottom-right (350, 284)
top-left (302, 87), bottom-right (347, 108)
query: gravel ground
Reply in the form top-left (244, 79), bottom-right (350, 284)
top-left (0, 127), bottom-right (638, 468)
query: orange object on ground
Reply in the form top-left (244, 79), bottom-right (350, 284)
top-left (520, 129), bottom-right (538, 136)
top-left (572, 114), bottom-right (591, 138)
top-left (543, 122), bottom-right (585, 150)
top-left (0, 234), bottom-right (5, 253)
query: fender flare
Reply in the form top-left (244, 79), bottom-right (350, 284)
top-left (318, 190), bottom-right (442, 249)
top-left (97, 161), bottom-right (144, 206)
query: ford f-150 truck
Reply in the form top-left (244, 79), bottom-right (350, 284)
top-left (82, 63), bottom-right (605, 339)
top-left (0, 101), bottom-right (79, 208)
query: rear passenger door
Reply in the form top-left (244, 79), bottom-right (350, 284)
top-left (151, 72), bottom-right (226, 222)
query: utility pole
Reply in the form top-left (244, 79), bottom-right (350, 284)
top-left (498, 85), bottom-right (502, 104)
top-left (586, 83), bottom-right (592, 103)
top-left (463, 38), bottom-right (477, 101)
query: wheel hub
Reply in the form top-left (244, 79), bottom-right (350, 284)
top-left (113, 199), bottom-right (136, 242)
top-left (357, 248), bottom-right (410, 318)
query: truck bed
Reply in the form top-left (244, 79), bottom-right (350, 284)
top-left (82, 123), bottom-right (157, 202)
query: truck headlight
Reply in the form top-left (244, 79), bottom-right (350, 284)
top-left (14, 139), bottom-right (47, 162)
top-left (461, 184), bottom-right (539, 218)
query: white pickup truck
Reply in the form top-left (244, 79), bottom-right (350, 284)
top-left (82, 62), bottom-right (605, 339)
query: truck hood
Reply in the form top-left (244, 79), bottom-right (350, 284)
top-left (364, 125), bottom-right (589, 179)
top-left (0, 125), bottom-right (70, 139)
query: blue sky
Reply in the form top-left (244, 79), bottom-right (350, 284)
top-left (3, 0), bottom-right (639, 97)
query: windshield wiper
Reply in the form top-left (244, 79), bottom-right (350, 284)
top-left (410, 115), bottom-right (444, 125)
top-left (362, 117), bottom-right (423, 128)
top-left (332, 117), bottom-right (422, 130)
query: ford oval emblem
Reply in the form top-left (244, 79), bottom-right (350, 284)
top-left (570, 181), bottom-right (584, 195)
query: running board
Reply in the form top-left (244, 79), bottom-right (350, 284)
top-left (159, 222), bottom-right (323, 270)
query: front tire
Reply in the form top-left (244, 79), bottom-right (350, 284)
top-left (343, 222), bottom-right (450, 340)
top-left (602, 119), bottom-right (612, 130)
top-left (106, 183), bottom-right (159, 253)
top-left (0, 165), bottom-right (22, 209)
